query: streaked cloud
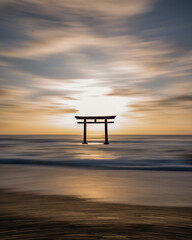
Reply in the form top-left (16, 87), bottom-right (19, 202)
top-left (0, 86), bottom-right (30, 100)
top-left (107, 88), bottom-right (146, 97)
top-left (0, 0), bottom-right (156, 17)
top-left (0, 0), bottom-right (192, 134)
top-left (129, 90), bottom-right (192, 114)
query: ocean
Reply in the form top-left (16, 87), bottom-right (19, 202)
top-left (0, 135), bottom-right (192, 206)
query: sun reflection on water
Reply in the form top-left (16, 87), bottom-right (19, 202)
top-left (73, 146), bottom-right (117, 160)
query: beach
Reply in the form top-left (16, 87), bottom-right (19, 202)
top-left (1, 189), bottom-right (192, 240)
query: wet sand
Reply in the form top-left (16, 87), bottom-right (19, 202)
top-left (0, 189), bottom-right (192, 239)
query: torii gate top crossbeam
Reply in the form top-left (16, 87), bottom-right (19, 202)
top-left (75, 115), bottom-right (116, 120)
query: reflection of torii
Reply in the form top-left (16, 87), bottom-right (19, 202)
top-left (75, 115), bottom-right (116, 144)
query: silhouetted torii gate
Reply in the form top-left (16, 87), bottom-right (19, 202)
top-left (75, 115), bottom-right (116, 144)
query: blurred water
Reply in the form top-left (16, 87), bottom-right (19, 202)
top-left (0, 135), bottom-right (192, 206)
top-left (0, 135), bottom-right (191, 170)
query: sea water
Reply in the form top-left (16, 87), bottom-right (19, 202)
top-left (0, 135), bottom-right (192, 206)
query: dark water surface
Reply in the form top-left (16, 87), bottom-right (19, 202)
top-left (0, 135), bottom-right (192, 170)
top-left (0, 135), bottom-right (192, 206)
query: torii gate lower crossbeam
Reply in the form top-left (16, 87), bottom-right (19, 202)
top-left (75, 115), bottom-right (116, 144)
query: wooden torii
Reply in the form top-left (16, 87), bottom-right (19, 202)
top-left (75, 115), bottom-right (116, 144)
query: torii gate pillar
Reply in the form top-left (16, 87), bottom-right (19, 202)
top-left (104, 118), bottom-right (109, 144)
top-left (75, 115), bottom-right (116, 144)
top-left (83, 119), bottom-right (87, 144)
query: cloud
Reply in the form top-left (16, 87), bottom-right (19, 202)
top-left (0, 100), bottom-right (78, 116)
top-left (106, 88), bottom-right (146, 97)
top-left (0, 88), bottom-right (10, 97)
top-left (62, 96), bottom-right (77, 101)
top-left (58, 0), bottom-right (155, 17)
top-left (39, 106), bottom-right (78, 115)
top-left (0, 0), bottom-right (192, 134)
top-left (129, 94), bottom-right (192, 114)
top-left (0, 0), bottom-right (190, 86)
top-left (0, 61), bottom-right (12, 67)
top-left (0, 0), bottom-right (157, 62)
top-left (0, 0), bottom-right (156, 17)
top-left (0, 86), bottom-right (30, 100)
top-left (160, 95), bottom-right (192, 105)
top-left (0, 103), bottom-right (17, 108)
top-left (0, 33), bottom-right (113, 59)
top-left (0, 83), bottom-right (79, 119)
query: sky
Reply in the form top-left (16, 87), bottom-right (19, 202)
top-left (0, 0), bottom-right (192, 135)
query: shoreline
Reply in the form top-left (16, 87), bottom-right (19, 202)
top-left (0, 188), bottom-right (192, 239)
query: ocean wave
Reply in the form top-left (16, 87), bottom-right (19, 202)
top-left (1, 158), bottom-right (192, 171)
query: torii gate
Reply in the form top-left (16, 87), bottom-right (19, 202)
top-left (75, 115), bottom-right (116, 144)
